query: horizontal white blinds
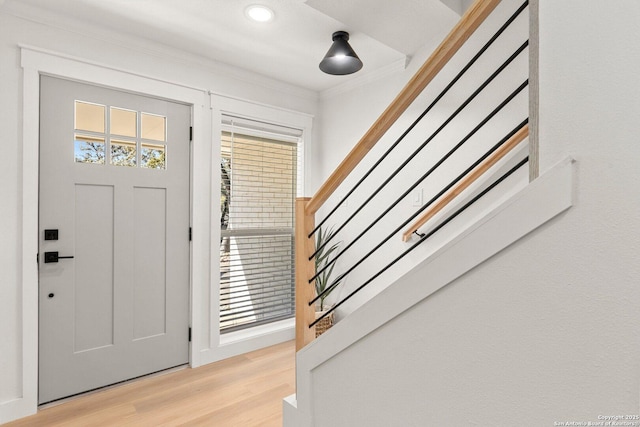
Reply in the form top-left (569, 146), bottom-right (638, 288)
top-left (222, 114), bottom-right (303, 140)
top-left (220, 123), bottom-right (298, 332)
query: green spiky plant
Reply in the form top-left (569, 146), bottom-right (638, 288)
top-left (314, 226), bottom-right (342, 312)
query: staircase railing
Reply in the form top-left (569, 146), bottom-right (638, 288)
top-left (296, 0), bottom-right (530, 351)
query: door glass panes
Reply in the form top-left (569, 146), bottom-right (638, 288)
top-left (74, 135), bottom-right (105, 164)
top-left (75, 101), bottom-right (105, 133)
top-left (141, 143), bottom-right (166, 169)
top-left (111, 140), bottom-right (136, 167)
top-left (110, 107), bottom-right (137, 137)
top-left (74, 100), bottom-right (169, 170)
top-left (141, 113), bottom-right (166, 142)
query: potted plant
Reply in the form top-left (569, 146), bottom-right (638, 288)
top-left (314, 226), bottom-right (342, 337)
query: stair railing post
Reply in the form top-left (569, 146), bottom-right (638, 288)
top-left (295, 197), bottom-right (316, 351)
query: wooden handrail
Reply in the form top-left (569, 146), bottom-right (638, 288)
top-left (305, 0), bottom-right (503, 216)
top-left (401, 124), bottom-right (529, 242)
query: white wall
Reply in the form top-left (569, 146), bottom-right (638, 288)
top-left (311, 0), bottom-right (529, 318)
top-left (0, 8), bottom-right (317, 423)
top-left (296, 0), bottom-right (640, 425)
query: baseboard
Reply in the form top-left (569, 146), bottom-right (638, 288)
top-left (282, 394), bottom-right (300, 427)
top-left (0, 396), bottom-right (37, 425)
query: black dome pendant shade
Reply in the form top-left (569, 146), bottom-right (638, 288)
top-left (319, 31), bottom-right (363, 75)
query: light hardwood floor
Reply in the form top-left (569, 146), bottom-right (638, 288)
top-left (6, 340), bottom-right (295, 427)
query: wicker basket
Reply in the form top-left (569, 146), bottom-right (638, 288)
top-left (315, 311), bottom-right (334, 338)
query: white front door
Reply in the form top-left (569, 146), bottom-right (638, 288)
top-left (38, 76), bottom-right (191, 404)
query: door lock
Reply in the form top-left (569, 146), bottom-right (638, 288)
top-left (44, 252), bottom-right (74, 263)
top-left (44, 229), bottom-right (59, 240)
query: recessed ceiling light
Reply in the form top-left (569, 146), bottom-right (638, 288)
top-left (245, 5), bottom-right (274, 23)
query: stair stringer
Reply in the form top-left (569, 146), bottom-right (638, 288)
top-left (284, 157), bottom-right (574, 427)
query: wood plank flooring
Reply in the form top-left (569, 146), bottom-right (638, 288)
top-left (6, 340), bottom-right (295, 427)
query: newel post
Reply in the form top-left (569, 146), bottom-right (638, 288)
top-left (295, 197), bottom-right (316, 351)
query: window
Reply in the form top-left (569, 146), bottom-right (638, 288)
top-left (74, 101), bottom-right (167, 169)
top-left (219, 115), bottom-right (303, 332)
top-left (75, 101), bottom-right (106, 164)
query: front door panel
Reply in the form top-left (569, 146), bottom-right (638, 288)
top-left (38, 76), bottom-right (190, 404)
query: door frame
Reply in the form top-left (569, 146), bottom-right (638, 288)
top-left (17, 46), bottom-right (209, 419)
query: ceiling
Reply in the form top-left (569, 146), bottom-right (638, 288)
top-left (1, 0), bottom-right (465, 92)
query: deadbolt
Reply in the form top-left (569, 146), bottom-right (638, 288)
top-left (44, 229), bottom-right (59, 241)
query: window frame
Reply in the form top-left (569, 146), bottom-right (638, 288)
top-left (210, 94), bottom-right (313, 352)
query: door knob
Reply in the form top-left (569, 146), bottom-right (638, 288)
top-left (44, 251), bottom-right (75, 263)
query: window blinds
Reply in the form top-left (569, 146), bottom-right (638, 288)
top-left (220, 116), bottom-right (301, 332)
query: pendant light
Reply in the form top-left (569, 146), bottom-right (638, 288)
top-left (319, 31), bottom-right (363, 75)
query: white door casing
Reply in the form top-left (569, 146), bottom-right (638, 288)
top-left (39, 76), bottom-right (190, 403)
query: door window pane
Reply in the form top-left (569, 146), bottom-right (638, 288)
top-left (74, 101), bottom-right (169, 171)
top-left (75, 101), bottom-right (105, 133)
top-left (110, 107), bottom-right (137, 137)
top-left (74, 135), bottom-right (105, 164)
top-left (141, 143), bottom-right (166, 169)
top-left (111, 140), bottom-right (137, 167)
top-left (141, 113), bottom-right (166, 142)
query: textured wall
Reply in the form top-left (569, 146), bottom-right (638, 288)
top-left (306, 0), bottom-right (640, 425)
